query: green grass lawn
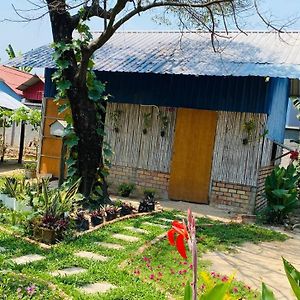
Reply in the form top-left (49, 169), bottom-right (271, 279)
top-left (0, 210), bottom-right (287, 299)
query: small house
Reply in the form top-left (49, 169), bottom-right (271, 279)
top-left (9, 31), bottom-right (300, 213)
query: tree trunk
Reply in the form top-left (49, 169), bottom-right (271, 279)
top-left (46, 0), bottom-right (110, 202)
top-left (68, 82), bottom-right (109, 200)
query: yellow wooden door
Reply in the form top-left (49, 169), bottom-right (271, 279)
top-left (169, 109), bottom-right (217, 203)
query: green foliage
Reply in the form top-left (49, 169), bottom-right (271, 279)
top-left (51, 18), bottom-right (110, 193)
top-left (118, 182), bottom-right (135, 197)
top-left (283, 257), bottom-right (300, 299)
top-left (6, 44), bottom-right (33, 73)
top-left (184, 282), bottom-right (192, 300)
top-left (261, 282), bottom-right (276, 300)
top-left (0, 107), bottom-right (41, 130)
top-left (36, 179), bottom-right (82, 219)
top-left (144, 188), bottom-right (156, 199)
top-left (261, 258), bottom-right (300, 300)
top-left (0, 210), bottom-right (289, 299)
top-left (24, 161), bottom-right (37, 171)
top-left (264, 164), bottom-right (299, 224)
top-left (142, 112), bottom-right (153, 134)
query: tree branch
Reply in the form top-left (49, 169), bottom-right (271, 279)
top-left (87, 0), bottom-right (233, 56)
top-left (72, 0), bottom-right (112, 28)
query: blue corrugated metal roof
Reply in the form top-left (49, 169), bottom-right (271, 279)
top-left (7, 31), bottom-right (300, 78)
top-left (0, 80), bottom-right (26, 110)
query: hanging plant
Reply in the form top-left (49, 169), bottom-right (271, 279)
top-left (110, 109), bottom-right (122, 133)
top-left (158, 112), bottom-right (169, 137)
top-left (242, 118), bottom-right (268, 145)
top-left (242, 119), bottom-right (256, 145)
top-left (142, 112), bottom-right (152, 134)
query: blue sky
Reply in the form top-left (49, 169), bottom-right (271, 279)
top-left (0, 0), bottom-right (300, 63)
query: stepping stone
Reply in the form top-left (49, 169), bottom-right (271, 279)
top-left (50, 267), bottom-right (87, 277)
top-left (175, 214), bottom-right (186, 219)
top-left (11, 254), bottom-right (45, 265)
top-left (112, 233), bottom-right (140, 242)
top-left (0, 246), bottom-right (6, 252)
top-left (95, 242), bottom-right (124, 250)
top-left (124, 226), bottom-right (149, 234)
top-left (143, 222), bottom-right (168, 229)
top-left (75, 251), bottom-right (108, 262)
top-left (80, 282), bottom-right (116, 294)
top-left (160, 218), bottom-right (173, 223)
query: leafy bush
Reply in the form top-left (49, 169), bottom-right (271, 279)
top-left (144, 188), bottom-right (156, 199)
top-left (118, 182), bottom-right (135, 197)
top-left (264, 164), bottom-right (299, 224)
top-left (24, 161), bottom-right (37, 170)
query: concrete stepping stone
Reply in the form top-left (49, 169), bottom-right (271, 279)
top-left (124, 226), bottom-right (149, 234)
top-left (175, 214), bottom-right (186, 219)
top-left (12, 254), bottom-right (45, 265)
top-left (143, 222), bottom-right (168, 229)
top-left (159, 218), bottom-right (173, 223)
top-left (0, 246), bottom-right (6, 252)
top-left (80, 282), bottom-right (116, 295)
top-left (50, 267), bottom-right (87, 277)
top-left (95, 242), bottom-right (124, 250)
top-left (112, 233), bottom-right (140, 242)
top-left (75, 251), bottom-right (108, 262)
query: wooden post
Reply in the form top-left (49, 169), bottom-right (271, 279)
top-left (18, 121), bottom-right (25, 164)
top-left (1, 117), bottom-right (6, 162)
top-left (58, 136), bottom-right (67, 186)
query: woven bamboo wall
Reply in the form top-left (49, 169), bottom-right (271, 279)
top-left (211, 111), bottom-right (272, 186)
top-left (105, 103), bottom-right (177, 173)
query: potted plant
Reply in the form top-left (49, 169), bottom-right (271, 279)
top-left (119, 202), bottom-right (135, 216)
top-left (142, 112), bottom-right (152, 134)
top-left (75, 211), bottom-right (90, 231)
top-left (110, 109), bottom-right (122, 133)
top-left (24, 162), bottom-right (37, 179)
top-left (33, 215), bottom-right (69, 244)
top-left (118, 183), bottom-right (135, 197)
top-left (158, 113), bottom-right (169, 137)
top-left (138, 190), bottom-right (156, 212)
top-left (105, 206), bottom-right (118, 221)
top-left (90, 210), bottom-right (104, 226)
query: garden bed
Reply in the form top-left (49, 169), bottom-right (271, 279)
top-left (0, 210), bottom-right (288, 300)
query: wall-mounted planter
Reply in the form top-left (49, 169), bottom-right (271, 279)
top-left (0, 193), bottom-right (32, 212)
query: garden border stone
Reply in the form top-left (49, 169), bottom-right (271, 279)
top-left (0, 210), bottom-right (162, 250)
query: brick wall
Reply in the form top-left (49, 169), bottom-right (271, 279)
top-left (107, 165), bottom-right (169, 199)
top-left (255, 165), bottom-right (274, 212)
top-left (210, 181), bottom-right (257, 213)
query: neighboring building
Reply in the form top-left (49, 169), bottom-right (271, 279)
top-left (0, 65), bottom-right (44, 108)
top-left (0, 65), bottom-right (44, 153)
top-left (8, 31), bottom-right (300, 213)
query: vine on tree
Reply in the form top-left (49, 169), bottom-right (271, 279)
top-left (51, 13), bottom-right (112, 196)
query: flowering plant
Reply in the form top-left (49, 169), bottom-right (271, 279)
top-left (168, 209), bottom-right (233, 300)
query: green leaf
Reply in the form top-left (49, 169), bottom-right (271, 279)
top-left (64, 136), bottom-right (79, 148)
top-left (201, 283), bottom-right (230, 300)
top-left (184, 282), bottom-right (192, 300)
top-left (261, 283), bottom-right (276, 300)
top-left (56, 80), bottom-right (72, 91)
top-left (58, 103), bottom-right (69, 114)
top-left (283, 258), bottom-right (300, 299)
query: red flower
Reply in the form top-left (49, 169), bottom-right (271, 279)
top-left (167, 220), bottom-right (189, 259)
top-left (290, 150), bottom-right (299, 160)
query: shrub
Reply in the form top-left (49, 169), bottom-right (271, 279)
top-left (264, 164), bottom-right (299, 224)
top-left (143, 188), bottom-right (156, 199)
top-left (118, 182), bottom-right (135, 197)
top-left (24, 161), bottom-right (37, 170)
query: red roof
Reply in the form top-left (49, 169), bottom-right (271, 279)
top-left (0, 65), bottom-right (33, 96)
